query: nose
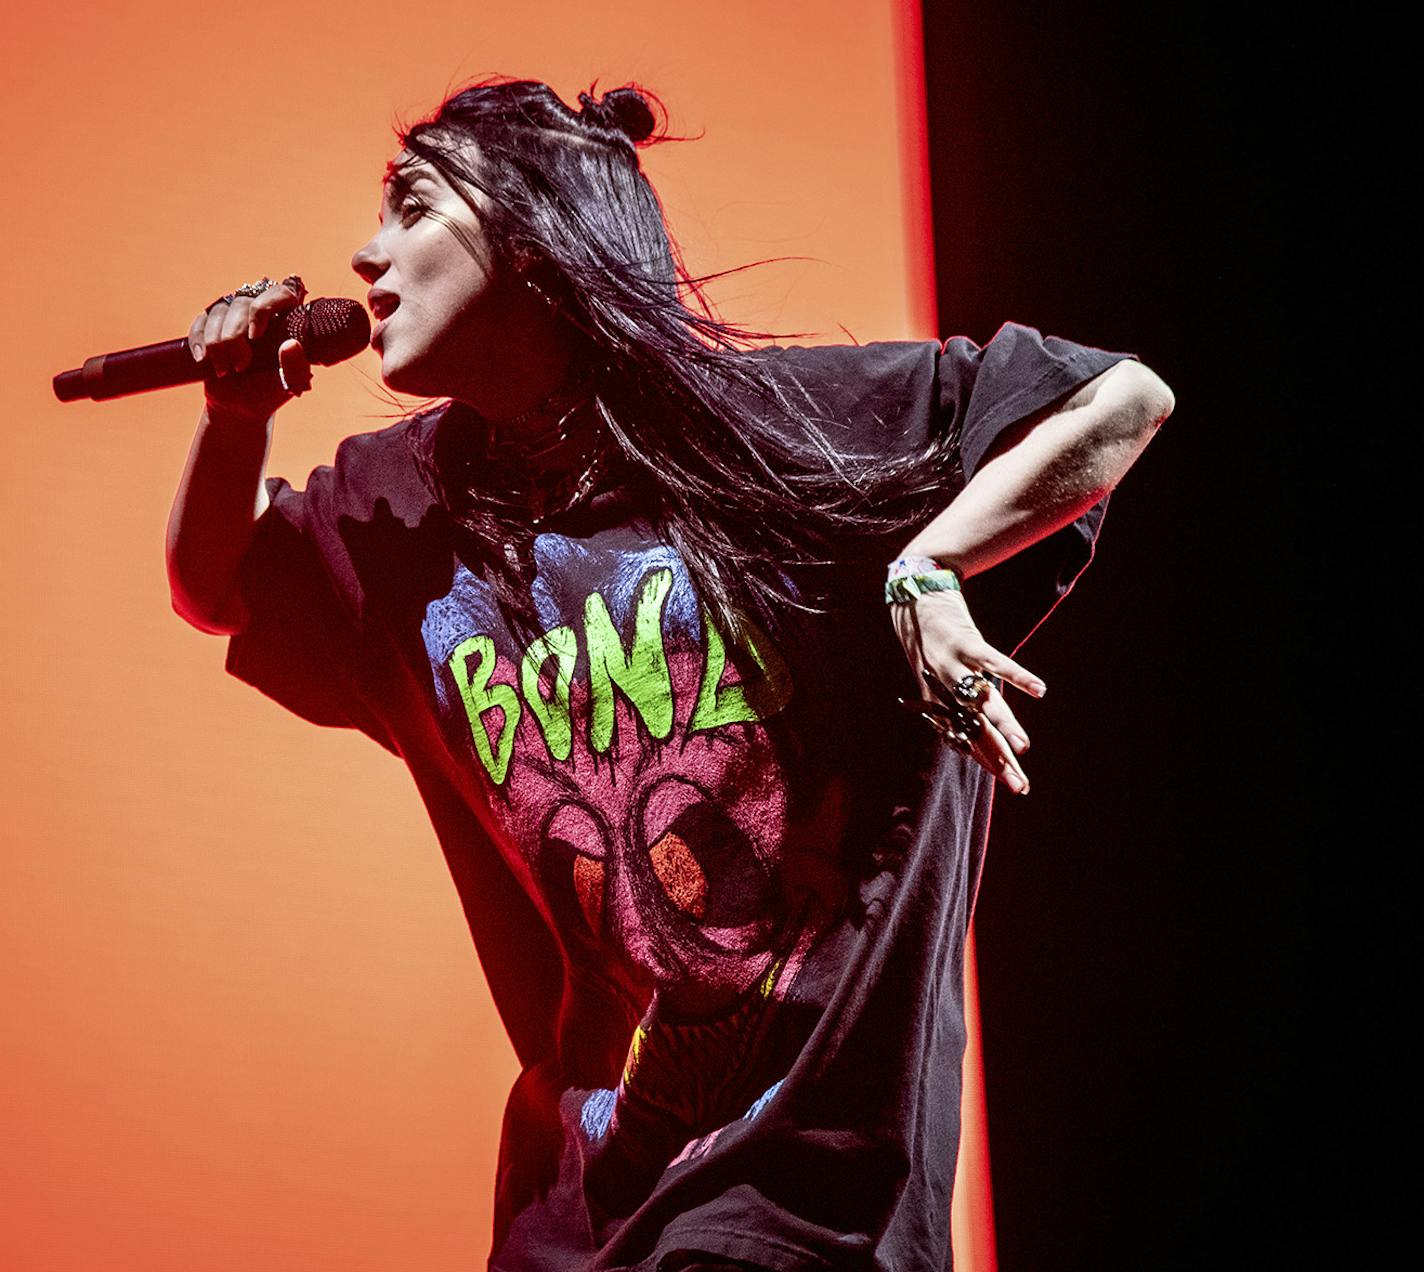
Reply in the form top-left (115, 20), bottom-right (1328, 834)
top-left (350, 234), bottom-right (388, 284)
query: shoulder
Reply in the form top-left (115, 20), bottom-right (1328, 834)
top-left (301, 406), bottom-right (442, 528)
top-left (741, 339), bottom-right (943, 438)
top-left (947, 321), bottom-right (1139, 385)
top-left (329, 405), bottom-right (437, 473)
top-left (749, 338), bottom-right (940, 390)
top-left (707, 339), bottom-right (951, 468)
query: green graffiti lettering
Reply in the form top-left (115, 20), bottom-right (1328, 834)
top-left (689, 609), bottom-right (793, 733)
top-left (449, 634), bottom-right (520, 785)
top-left (520, 625), bottom-right (578, 763)
top-left (584, 568), bottom-right (675, 753)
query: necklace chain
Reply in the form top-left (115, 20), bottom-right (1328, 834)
top-left (436, 361), bottom-right (616, 555)
top-left (475, 361), bottom-right (598, 460)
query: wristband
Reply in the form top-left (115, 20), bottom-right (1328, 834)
top-left (885, 554), bottom-right (962, 605)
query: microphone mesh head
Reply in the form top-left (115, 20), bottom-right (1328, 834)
top-left (284, 299), bottom-right (371, 365)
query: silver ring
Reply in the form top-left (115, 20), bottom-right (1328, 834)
top-left (949, 672), bottom-right (994, 708)
top-left (232, 276), bottom-right (275, 299)
top-left (206, 276), bottom-right (277, 315)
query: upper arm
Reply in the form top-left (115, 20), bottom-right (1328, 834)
top-left (976, 360), bottom-right (1175, 472)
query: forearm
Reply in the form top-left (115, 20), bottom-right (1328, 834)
top-left (166, 404), bottom-right (274, 634)
top-left (900, 360), bottom-right (1174, 576)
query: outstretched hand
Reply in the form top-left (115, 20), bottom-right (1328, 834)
top-left (889, 588), bottom-right (1045, 794)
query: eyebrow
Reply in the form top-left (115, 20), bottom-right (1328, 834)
top-left (380, 161), bottom-right (439, 206)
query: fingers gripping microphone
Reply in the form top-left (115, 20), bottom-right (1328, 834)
top-left (52, 299), bottom-right (371, 402)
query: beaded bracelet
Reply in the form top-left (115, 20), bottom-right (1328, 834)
top-left (885, 554), bottom-right (962, 605)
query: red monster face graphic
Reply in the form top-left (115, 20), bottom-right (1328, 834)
top-left (523, 651), bottom-right (808, 1016)
top-left (425, 554), bottom-right (849, 1163)
top-left (509, 640), bottom-right (837, 1019)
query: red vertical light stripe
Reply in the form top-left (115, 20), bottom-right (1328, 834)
top-left (892, 2), bottom-right (999, 1269)
top-left (892, 0), bottom-right (940, 339)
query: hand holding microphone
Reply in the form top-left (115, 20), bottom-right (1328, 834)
top-left (52, 274), bottom-right (371, 417)
top-left (192, 275), bottom-right (315, 421)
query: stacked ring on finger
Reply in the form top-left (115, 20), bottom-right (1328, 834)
top-left (946, 672), bottom-right (993, 708)
top-left (207, 274), bottom-right (304, 311)
top-left (896, 668), bottom-right (993, 755)
top-left (205, 276), bottom-right (277, 313)
top-left (232, 276), bottom-right (275, 298)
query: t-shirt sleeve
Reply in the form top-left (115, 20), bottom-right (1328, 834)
top-left (225, 465), bottom-right (399, 755)
top-left (932, 321), bottom-right (1138, 653)
top-left (752, 323), bottom-right (1137, 654)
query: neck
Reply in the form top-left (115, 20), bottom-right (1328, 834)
top-left (489, 363), bottom-right (600, 469)
top-left (451, 277), bottom-right (582, 441)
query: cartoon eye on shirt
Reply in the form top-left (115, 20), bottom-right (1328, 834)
top-left (422, 540), bottom-right (851, 1004)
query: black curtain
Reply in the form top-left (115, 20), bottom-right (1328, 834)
top-left (920, 7), bottom-right (1322, 1267)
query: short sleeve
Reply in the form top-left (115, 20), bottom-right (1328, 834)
top-left (225, 470), bottom-right (399, 755)
top-left (746, 327), bottom-right (1138, 653)
top-left (937, 322), bottom-right (1136, 480)
top-left (934, 323), bottom-right (1138, 653)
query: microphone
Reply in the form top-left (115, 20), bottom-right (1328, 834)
top-left (52, 298), bottom-right (371, 402)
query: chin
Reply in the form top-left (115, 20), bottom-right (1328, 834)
top-left (379, 350), bottom-right (439, 399)
top-left (379, 336), bottom-right (466, 400)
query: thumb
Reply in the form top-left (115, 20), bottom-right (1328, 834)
top-left (278, 338), bottom-right (313, 396)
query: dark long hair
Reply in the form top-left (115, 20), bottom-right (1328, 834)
top-left (398, 77), bottom-right (956, 644)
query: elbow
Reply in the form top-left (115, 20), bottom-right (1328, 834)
top-left (1079, 361), bottom-right (1174, 493)
top-left (170, 595), bottom-right (242, 637)
top-left (1070, 359), bottom-right (1175, 447)
top-left (168, 574), bottom-right (248, 637)
top-left (1084, 360), bottom-right (1174, 449)
top-left (1118, 360), bottom-right (1175, 434)
top-left (1139, 367), bottom-right (1175, 428)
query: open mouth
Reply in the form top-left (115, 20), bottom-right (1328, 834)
top-left (368, 291), bottom-right (400, 321)
top-left (369, 292), bottom-right (399, 349)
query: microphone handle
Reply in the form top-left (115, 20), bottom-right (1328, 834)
top-left (53, 332), bottom-right (288, 403)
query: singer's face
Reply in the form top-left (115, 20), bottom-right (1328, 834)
top-left (350, 149), bottom-right (521, 399)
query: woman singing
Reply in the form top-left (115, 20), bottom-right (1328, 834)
top-left (166, 78), bottom-right (1172, 1272)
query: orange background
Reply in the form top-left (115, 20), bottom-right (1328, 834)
top-left (1, 3), bottom-right (992, 1268)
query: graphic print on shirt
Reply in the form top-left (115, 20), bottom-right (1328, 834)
top-left (421, 526), bottom-right (849, 1168)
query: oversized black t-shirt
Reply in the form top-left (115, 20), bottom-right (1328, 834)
top-left (225, 324), bottom-right (1134, 1271)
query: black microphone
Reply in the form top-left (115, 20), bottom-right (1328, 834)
top-left (52, 298), bottom-right (371, 402)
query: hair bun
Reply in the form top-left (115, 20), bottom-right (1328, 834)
top-left (578, 86), bottom-right (657, 145)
